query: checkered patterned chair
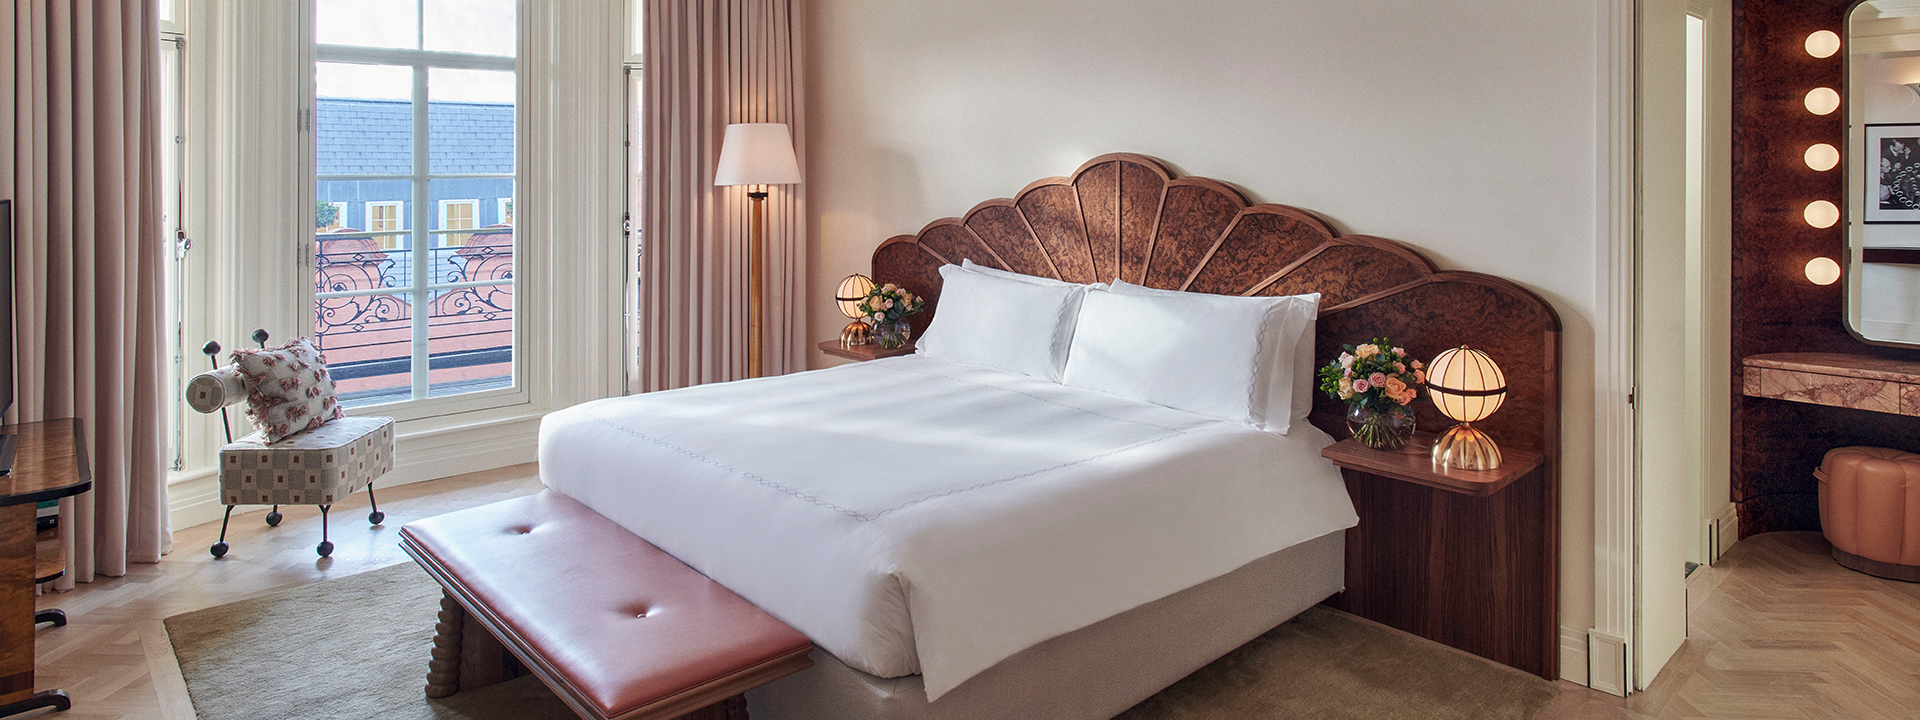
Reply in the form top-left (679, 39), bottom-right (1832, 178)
top-left (187, 332), bottom-right (395, 558)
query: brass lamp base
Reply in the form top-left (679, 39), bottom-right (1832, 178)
top-left (1431, 423), bottom-right (1502, 470)
top-left (840, 320), bottom-right (873, 348)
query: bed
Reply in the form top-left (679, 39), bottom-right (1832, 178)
top-left (540, 154), bottom-right (1562, 718)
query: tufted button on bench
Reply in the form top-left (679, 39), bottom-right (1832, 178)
top-left (400, 492), bottom-right (814, 720)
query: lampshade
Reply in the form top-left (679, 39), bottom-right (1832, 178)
top-left (1426, 346), bottom-right (1508, 470)
top-left (714, 123), bottom-right (802, 186)
top-left (1426, 346), bottom-right (1506, 423)
top-left (835, 274), bottom-right (876, 319)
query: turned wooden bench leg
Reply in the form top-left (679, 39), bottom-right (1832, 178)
top-left (426, 590), bottom-right (526, 698)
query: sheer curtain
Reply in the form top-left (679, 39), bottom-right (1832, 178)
top-left (638, 0), bottom-right (806, 390)
top-left (1, 0), bottom-right (171, 587)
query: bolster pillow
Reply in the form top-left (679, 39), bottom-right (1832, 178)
top-left (186, 364), bottom-right (249, 414)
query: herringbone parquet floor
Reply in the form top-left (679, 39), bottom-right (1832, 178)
top-left (27, 464), bottom-right (1920, 719)
top-left (28, 463), bottom-right (546, 719)
top-left (1541, 531), bottom-right (1920, 719)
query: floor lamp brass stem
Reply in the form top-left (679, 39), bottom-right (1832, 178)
top-left (748, 191), bottom-right (767, 379)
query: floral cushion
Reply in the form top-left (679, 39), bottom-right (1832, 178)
top-left (230, 338), bottom-right (345, 443)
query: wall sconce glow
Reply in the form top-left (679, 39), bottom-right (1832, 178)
top-left (1805, 257), bottom-right (1841, 286)
top-left (1805, 30), bottom-right (1841, 59)
top-left (1805, 87), bottom-right (1841, 115)
top-left (1804, 144), bottom-right (1840, 171)
top-left (1804, 200), bottom-right (1840, 228)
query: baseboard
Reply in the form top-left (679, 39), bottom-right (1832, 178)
top-left (165, 415), bottom-right (541, 532)
top-left (1713, 505), bottom-right (1739, 560)
top-left (1587, 629), bottom-right (1630, 697)
top-left (1560, 625), bottom-right (1589, 684)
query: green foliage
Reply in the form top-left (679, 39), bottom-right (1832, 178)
top-left (315, 200), bottom-right (339, 230)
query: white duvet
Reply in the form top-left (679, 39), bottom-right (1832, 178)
top-left (538, 356), bottom-right (1356, 700)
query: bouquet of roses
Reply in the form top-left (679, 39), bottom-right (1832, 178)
top-left (1317, 337), bottom-right (1425, 412)
top-left (859, 283), bottom-right (924, 325)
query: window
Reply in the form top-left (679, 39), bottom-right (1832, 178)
top-left (497, 197), bottom-right (513, 226)
top-left (366, 201), bottom-right (404, 249)
top-left (439, 199), bottom-right (477, 247)
top-left (313, 0), bottom-right (516, 408)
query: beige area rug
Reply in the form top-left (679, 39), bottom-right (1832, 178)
top-left (165, 562), bottom-right (575, 720)
top-left (168, 563), bottom-right (1558, 720)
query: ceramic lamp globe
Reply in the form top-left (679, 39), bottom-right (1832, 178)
top-left (1425, 346), bottom-right (1507, 470)
top-left (835, 273), bottom-right (877, 347)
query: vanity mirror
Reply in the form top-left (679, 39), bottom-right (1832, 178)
top-left (1848, 1), bottom-right (1920, 346)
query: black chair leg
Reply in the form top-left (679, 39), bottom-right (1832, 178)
top-left (210, 506), bottom-right (234, 558)
top-left (316, 504), bottom-right (334, 557)
top-left (266, 505), bottom-right (282, 527)
top-left (0, 689), bottom-right (71, 717)
top-left (34, 609), bottom-right (66, 628)
top-left (366, 483), bottom-right (384, 525)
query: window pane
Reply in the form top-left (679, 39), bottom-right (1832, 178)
top-left (424, 0), bottom-right (516, 57)
top-left (313, 290), bottom-right (415, 408)
top-left (426, 223), bottom-right (512, 398)
top-left (429, 68), bottom-right (514, 174)
top-left (318, 63), bottom-right (413, 179)
top-left (317, 0), bottom-right (419, 50)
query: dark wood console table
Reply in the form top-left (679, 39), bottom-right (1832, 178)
top-left (0, 419), bottom-right (91, 717)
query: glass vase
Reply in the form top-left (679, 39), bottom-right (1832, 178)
top-left (1346, 404), bottom-right (1416, 451)
top-left (875, 319), bottom-right (913, 349)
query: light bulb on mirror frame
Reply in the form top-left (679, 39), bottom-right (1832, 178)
top-left (1425, 346), bottom-right (1507, 471)
top-left (1805, 257), bottom-right (1841, 286)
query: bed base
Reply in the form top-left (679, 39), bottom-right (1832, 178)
top-left (746, 529), bottom-right (1344, 720)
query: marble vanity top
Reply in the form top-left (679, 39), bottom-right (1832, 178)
top-left (1742, 352), bottom-right (1920, 416)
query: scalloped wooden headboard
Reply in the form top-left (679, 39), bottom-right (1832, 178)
top-left (870, 153), bottom-right (1563, 678)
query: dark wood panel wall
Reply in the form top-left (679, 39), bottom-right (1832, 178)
top-left (1732, 0), bottom-right (1920, 535)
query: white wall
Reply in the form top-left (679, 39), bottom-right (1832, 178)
top-left (805, 0), bottom-right (1602, 681)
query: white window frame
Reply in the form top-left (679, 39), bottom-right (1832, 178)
top-left (438, 198), bottom-right (479, 246)
top-left (170, 0), bottom-right (624, 533)
top-left (311, 2), bottom-right (524, 420)
top-left (365, 200), bottom-right (406, 249)
top-left (497, 197), bottom-right (513, 226)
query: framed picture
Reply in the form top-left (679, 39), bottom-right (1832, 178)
top-left (1866, 123), bottom-right (1920, 223)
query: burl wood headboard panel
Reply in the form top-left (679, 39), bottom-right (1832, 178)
top-left (871, 153), bottom-right (1564, 679)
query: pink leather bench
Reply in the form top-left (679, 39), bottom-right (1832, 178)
top-left (1816, 446), bottom-right (1920, 582)
top-left (400, 492), bottom-right (814, 720)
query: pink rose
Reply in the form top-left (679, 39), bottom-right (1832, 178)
top-left (1414, 369), bottom-right (1426, 384)
top-left (1412, 359), bottom-right (1424, 369)
top-left (1352, 379), bottom-right (1371, 393)
top-left (1369, 372), bottom-right (1387, 386)
top-left (1394, 362), bottom-right (1406, 373)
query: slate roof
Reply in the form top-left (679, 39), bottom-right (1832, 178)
top-left (316, 98), bottom-right (514, 175)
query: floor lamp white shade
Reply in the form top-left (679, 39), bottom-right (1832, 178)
top-left (714, 123), bottom-right (801, 186)
top-left (714, 123), bottom-right (801, 378)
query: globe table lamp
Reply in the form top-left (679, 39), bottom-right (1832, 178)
top-left (836, 273), bottom-right (876, 347)
top-left (714, 123), bottom-right (802, 378)
top-left (1425, 346), bottom-right (1507, 470)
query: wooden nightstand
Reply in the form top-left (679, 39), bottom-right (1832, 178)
top-left (1319, 431), bottom-right (1542, 497)
top-left (817, 340), bottom-right (915, 362)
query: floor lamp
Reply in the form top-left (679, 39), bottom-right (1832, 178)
top-left (714, 123), bottom-right (802, 378)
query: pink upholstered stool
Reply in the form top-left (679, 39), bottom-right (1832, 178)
top-left (1816, 446), bottom-right (1920, 582)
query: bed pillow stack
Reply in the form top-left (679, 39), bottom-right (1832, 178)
top-left (910, 261), bottom-right (1319, 434)
top-left (1062, 281), bottom-right (1318, 433)
top-left (914, 263), bottom-right (1091, 382)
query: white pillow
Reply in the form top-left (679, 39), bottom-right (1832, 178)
top-left (960, 258), bottom-right (1107, 291)
top-left (1096, 281), bottom-right (1319, 433)
top-left (915, 264), bottom-right (1089, 381)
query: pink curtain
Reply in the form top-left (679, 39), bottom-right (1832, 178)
top-left (1, 0), bottom-right (171, 587)
top-left (639, 0), bottom-right (806, 390)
